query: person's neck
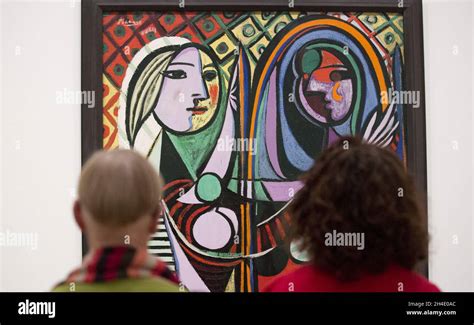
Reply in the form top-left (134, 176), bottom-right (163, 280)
top-left (87, 239), bottom-right (148, 251)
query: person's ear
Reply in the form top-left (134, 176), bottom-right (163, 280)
top-left (73, 200), bottom-right (85, 231)
top-left (148, 207), bottom-right (160, 234)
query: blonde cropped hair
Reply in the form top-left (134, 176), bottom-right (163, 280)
top-left (78, 149), bottom-right (163, 227)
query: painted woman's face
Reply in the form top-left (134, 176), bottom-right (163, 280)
top-left (154, 46), bottom-right (220, 133)
top-left (298, 49), bottom-right (354, 125)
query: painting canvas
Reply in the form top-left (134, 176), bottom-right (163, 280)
top-left (101, 10), bottom-right (407, 292)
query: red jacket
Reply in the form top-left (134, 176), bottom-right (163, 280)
top-left (263, 264), bottom-right (440, 292)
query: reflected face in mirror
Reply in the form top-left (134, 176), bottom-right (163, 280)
top-left (154, 46), bottom-right (220, 133)
top-left (298, 48), bottom-right (354, 125)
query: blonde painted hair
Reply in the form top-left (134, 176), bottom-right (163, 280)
top-left (119, 37), bottom-right (192, 150)
top-left (78, 149), bottom-right (163, 227)
top-left (126, 50), bottom-right (175, 146)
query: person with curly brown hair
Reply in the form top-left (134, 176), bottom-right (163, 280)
top-left (263, 136), bottom-right (440, 292)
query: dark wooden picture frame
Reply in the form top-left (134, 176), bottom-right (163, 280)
top-left (81, 0), bottom-right (428, 277)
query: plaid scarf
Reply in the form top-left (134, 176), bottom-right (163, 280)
top-left (60, 246), bottom-right (179, 285)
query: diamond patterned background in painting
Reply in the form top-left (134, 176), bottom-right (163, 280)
top-left (102, 11), bottom-right (404, 150)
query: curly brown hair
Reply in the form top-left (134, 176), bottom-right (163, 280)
top-left (290, 136), bottom-right (428, 281)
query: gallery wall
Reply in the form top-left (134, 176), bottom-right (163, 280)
top-left (0, 0), bottom-right (82, 291)
top-left (424, 0), bottom-right (473, 291)
top-left (0, 0), bottom-right (472, 291)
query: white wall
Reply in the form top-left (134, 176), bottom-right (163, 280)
top-left (423, 0), bottom-right (474, 291)
top-left (0, 0), bottom-right (472, 291)
top-left (0, 0), bottom-right (82, 291)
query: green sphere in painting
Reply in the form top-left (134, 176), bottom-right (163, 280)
top-left (196, 173), bottom-right (222, 203)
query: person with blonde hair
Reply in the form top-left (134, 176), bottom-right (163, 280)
top-left (53, 149), bottom-right (181, 292)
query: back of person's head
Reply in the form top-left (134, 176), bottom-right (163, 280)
top-left (77, 149), bottom-right (162, 228)
top-left (290, 136), bottom-right (428, 281)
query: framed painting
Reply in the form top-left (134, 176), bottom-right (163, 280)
top-left (82, 0), bottom-right (427, 292)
